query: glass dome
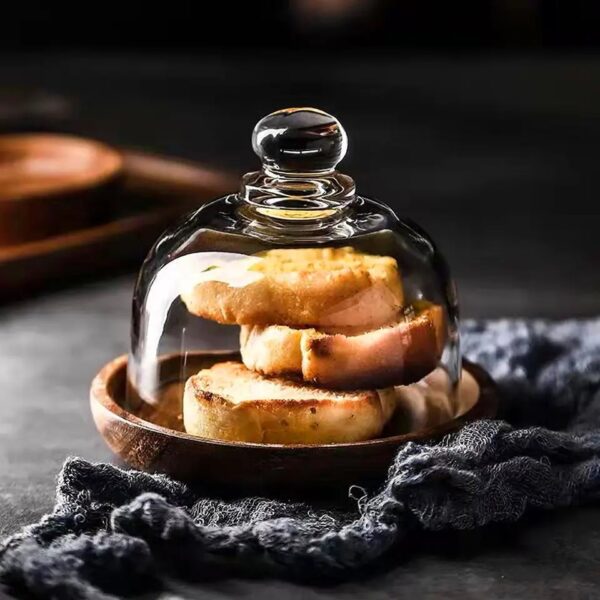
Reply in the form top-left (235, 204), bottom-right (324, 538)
top-left (127, 107), bottom-right (460, 444)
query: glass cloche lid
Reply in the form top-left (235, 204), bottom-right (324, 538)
top-left (127, 107), bottom-right (460, 444)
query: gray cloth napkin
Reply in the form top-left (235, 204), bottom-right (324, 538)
top-left (1, 319), bottom-right (600, 599)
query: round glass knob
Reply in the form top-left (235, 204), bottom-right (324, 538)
top-left (252, 107), bottom-right (348, 173)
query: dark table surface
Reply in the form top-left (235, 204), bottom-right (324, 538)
top-left (0, 53), bottom-right (599, 599)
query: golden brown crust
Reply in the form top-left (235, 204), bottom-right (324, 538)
top-left (241, 305), bottom-right (446, 390)
top-left (183, 361), bottom-right (397, 444)
top-left (180, 247), bottom-right (403, 328)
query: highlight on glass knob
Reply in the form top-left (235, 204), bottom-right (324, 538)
top-left (252, 107), bottom-right (348, 173)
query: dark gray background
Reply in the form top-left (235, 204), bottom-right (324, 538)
top-left (0, 54), bottom-right (599, 598)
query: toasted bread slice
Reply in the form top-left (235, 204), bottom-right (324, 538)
top-left (183, 361), bottom-right (397, 444)
top-left (240, 304), bottom-right (445, 390)
top-left (180, 247), bottom-right (403, 328)
top-left (387, 368), bottom-right (456, 433)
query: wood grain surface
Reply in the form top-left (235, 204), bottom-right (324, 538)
top-left (90, 353), bottom-right (497, 492)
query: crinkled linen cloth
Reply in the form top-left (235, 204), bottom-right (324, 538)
top-left (1, 319), bottom-right (600, 599)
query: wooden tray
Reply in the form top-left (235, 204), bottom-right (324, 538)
top-left (0, 150), bottom-right (237, 302)
top-left (90, 353), bottom-right (498, 492)
top-left (0, 134), bottom-right (123, 245)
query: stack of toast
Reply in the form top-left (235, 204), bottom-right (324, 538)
top-left (180, 247), bottom-right (446, 444)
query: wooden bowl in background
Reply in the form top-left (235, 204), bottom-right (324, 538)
top-left (0, 134), bottom-right (123, 246)
top-left (0, 144), bottom-right (237, 302)
top-left (90, 353), bottom-right (498, 493)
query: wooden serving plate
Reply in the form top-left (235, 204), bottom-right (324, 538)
top-left (90, 354), bottom-right (498, 492)
top-left (0, 148), bottom-right (236, 302)
top-left (0, 134), bottom-right (123, 245)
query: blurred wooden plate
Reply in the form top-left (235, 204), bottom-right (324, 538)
top-left (90, 353), bottom-right (498, 493)
top-left (0, 134), bottom-right (123, 245)
top-left (0, 149), bottom-right (236, 302)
